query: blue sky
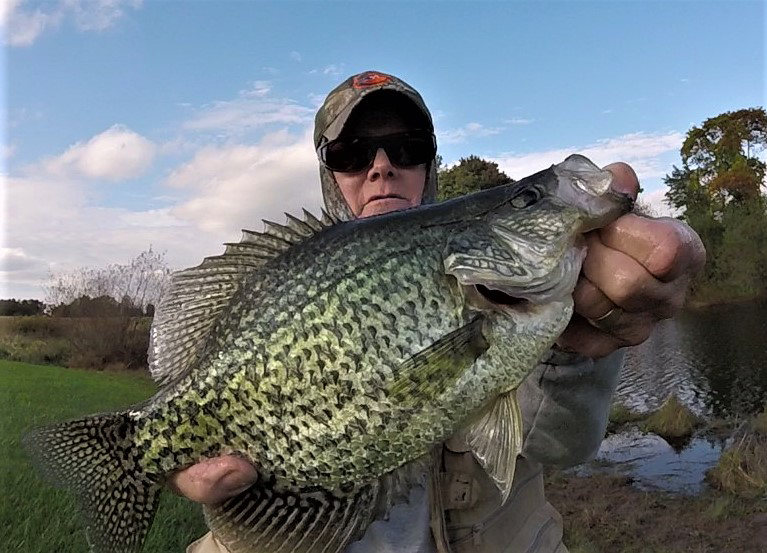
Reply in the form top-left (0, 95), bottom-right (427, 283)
top-left (3, 0), bottom-right (765, 300)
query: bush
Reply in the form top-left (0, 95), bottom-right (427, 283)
top-left (0, 316), bottom-right (152, 370)
top-left (61, 317), bottom-right (151, 370)
top-left (0, 316), bottom-right (65, 338)
top-left (0, 334), bottom-right (73, 366)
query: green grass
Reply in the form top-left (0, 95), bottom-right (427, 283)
top-left (1, 360), bottom-right (208, 552)
top-left (643, 394), bottom-right (701, 440)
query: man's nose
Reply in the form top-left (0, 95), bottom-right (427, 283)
top-left (368, 148), bottom-right (397, 179)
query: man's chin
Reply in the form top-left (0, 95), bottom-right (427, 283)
top-left (361, 198), bottom-right (412, 217)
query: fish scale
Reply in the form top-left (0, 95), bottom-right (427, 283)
top-left (23, 154), bottom-right (632, 553)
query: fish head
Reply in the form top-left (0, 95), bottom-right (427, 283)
top-left (444, 154), bottom-right (633, 308)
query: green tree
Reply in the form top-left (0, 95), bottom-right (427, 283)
top-left (664, 107), bottom-right (767, 303)
top-left (438, 155), bottom-right (513, 200)
top-left (679, 107), bottom-right (766, 208)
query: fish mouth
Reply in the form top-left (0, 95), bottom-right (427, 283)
top-left (462, 283), bottom-right (536, 316)
top-left (475, 284), bottom-right (529, 309)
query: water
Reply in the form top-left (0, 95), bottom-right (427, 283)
top-left (617, 298), bottom-right (767, 418)
top-left (584, 299), bottom-right (767, 493)
top-left (575, 431), bottom-right (729, 494)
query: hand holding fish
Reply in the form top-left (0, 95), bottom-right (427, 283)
top-left (168, 455), bottom-right (257, 505)
top-left (557, 162), bottom-right (706, 359)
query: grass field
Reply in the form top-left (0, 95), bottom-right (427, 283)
top-left (1, 360), bottom-right (208, 552)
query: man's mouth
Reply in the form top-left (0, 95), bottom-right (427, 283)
top-left (368, 194), bottom-right (406, 202)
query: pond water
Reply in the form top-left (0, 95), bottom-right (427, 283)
top-left (582, 298), bottom-right (767, 493)
top-left (617, 298), bottom-right (767, 418)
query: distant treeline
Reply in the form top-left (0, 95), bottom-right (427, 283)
top-left (0, 299), bottom-right (45, 316)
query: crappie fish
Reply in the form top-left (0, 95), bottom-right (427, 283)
top-left (23, 155), bottom-right (631, 553)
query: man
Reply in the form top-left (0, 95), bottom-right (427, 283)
top-left (178, 71), bottom-right (705, 552)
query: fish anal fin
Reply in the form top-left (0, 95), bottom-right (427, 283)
top-left (205, 458), bottom-right (431, 553)
top-left (387, 316), bottom-right (487, 405)
top-left (464, 390), bottom-right (523, 505)
top-left (205, 484), bottom-right (376, 553)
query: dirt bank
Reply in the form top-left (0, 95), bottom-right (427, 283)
top-left (545, 470), bottom-right (767, 553)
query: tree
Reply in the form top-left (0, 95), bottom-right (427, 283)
top-left (664, 107), bottom-right (767, 303)
top-left (45, 248), bottom-right (170, 314)
top-left (0, 299), bottom-right (45, 316)
top-left (678, 107), bottom-right (766, 208)
top-left (44, 248), bottom-right (171, 369)
top-left (438, 155), bottom-right (514, 201)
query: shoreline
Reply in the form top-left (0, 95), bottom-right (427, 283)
top-left (545, 468), bottom-right (767, 553)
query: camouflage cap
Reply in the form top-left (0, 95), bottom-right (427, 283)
top-left (314, 71), bottom-right (439, 221)
top-left (313, 71), bottom-right (434, 147)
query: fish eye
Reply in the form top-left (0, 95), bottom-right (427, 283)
top-left (510, 187), bottom-right (541, 209)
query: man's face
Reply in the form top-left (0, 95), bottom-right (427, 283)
top-left (332, 107), bottom-right (427, 219)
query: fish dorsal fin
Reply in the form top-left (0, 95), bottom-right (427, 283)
top-left (464, 390), bottom-right (523, 504)
top-left (204, 457), bottom-right (431, 553)
top-left (148, 210), bottom-right (336, 388)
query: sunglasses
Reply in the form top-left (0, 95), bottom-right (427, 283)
top-left (318, 131), bottom-right (437, 173)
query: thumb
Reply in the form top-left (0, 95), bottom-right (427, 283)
top-left (604, 162), bottom-right (639, 201)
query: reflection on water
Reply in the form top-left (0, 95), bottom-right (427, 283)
top-left (574, 430), bottom-right (728, 494)
top-left (617, 298), bottom-right (767, 418)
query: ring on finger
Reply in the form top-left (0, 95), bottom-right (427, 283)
top-left (588, 306), bottom-right (625, 330)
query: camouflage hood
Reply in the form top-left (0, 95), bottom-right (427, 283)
top-left (313, 71), bottom-right (438, 221)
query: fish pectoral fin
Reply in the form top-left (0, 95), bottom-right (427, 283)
top-left (23, 412), bottom-right (161, 553)
top-left (387, 316), bottom-right (488, 404)
top-left (464, 390), bottom-right (523, 505)
top-left (205, 482), bottom-right (379, 553)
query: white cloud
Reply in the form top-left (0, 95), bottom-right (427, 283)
top-left (3, 0), bottom-right (142, 47)
top-left (638, 187), bottom-right (680, 218)
top-left (0, 247), bottom-right (45, 272)
top-left (504, 118), bottom-right (534, 125)
top-left (39, 124), bottom-right (156, 181)
top-left (166, 129), bottom-right (322, 234)
top-left (322, 64), bottom-right (345, 77)
top-left (290, 50), bottom-right (302, 62)
top-left (492, 131), bottom-right (685, 182)
top-left (182, 84), bottom-right (314, 135)
top-left (3, 125), bottom-right (325, 300)
top-left (439, 122), bottom-right (503, 145)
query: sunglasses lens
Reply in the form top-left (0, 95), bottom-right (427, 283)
top-left (322, 141), bottom-right (371, 172)
top-left (320, 132), bottom-right (435, 172)
top-left (387, 135), bottom-right (435, 167)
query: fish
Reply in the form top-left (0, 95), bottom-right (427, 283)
top-left (23, 154), bottom-right (632, 553)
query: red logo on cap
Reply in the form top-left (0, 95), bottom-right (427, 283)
top-left (352, 71), bottom-right (393, 89)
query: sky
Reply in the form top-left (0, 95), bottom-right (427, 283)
top-left (2, 0), bottom-right (765, 301)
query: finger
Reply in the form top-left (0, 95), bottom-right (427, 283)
top-left (558, 313), bottom-right (654, 358)
top-left (598, 214), bottom-right (704, 283)
top-left (582, 233), bottom-right (668, 313)
top-left (169, 456), bottom-right (258, 505)
top-left (572, 275), bottom-right (614, 321)
top-left (604, 162), bottom-right (640, 200)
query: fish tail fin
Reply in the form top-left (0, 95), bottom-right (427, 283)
top-left (23, 412), bottom-right (161, 553)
